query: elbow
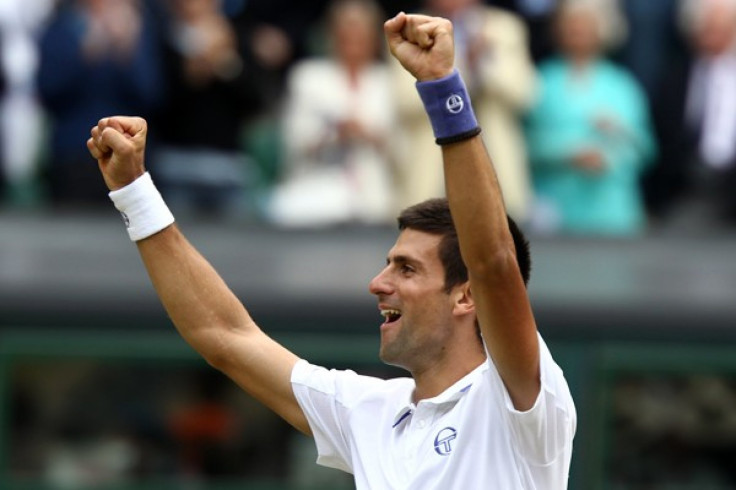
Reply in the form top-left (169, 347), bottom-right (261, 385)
top-left (189, 321), bottom-right (255, 372)
top-left (194, 332), bottom-right (232, 372)
top-left (468, 219), bottom-right (532, 286)
top-left (201, 343), bottom-right (230, 372)
top-left (467, 248), bottom-right (522, 284)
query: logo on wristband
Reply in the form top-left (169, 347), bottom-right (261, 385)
top-left (446, 94), bottom-right (464, 114)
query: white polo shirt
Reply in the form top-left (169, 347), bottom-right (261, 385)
top-left (291, 335), bottom-right (576, 489)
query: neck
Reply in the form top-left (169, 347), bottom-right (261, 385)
top-left (343, 61), bottom-right (367, 85)
top-left (410, 346), bottom-right (486, 403)
top-left (569, 54), bottom-right (594, 70)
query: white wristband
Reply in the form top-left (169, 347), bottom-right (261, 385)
top-left (108, 172), bottom-right (175, 242)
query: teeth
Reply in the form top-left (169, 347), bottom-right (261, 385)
top-left (381, 309), bottom-right (402, 319)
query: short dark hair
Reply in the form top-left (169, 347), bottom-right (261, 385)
top-left (397, 198), bottom-right (531, 292)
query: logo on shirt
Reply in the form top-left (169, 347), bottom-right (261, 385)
top-left (446, 94), bottom-right (464, 114)
top-left (434, 427), bottom-right (457, 456)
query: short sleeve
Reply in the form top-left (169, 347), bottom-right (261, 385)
top-left (291, 360), bottom-right (354, 473)
top-left (502, 337), bottom-right (577, 466)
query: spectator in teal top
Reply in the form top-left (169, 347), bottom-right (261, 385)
top-left (525, 0), bottom-right (657, 236)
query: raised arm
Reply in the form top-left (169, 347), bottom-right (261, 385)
top-left (86, 117), bottom-right (309, 433)
top-left (385, 13), bottom-right (539, 410)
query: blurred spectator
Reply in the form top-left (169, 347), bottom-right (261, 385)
top-left (36, 0), bottom-right (163, 207)
top-left (220, 1), bottom-right (307, 202)
top-left (242, 0), bottom-right (326, 99)
top-left (615, 0), bottom-right (681, 101)
top-left (390, 0), bottom-right (537, 222)
top-left (525, 0), bottom-right (656, 236)
top-left (645, 0), bottom-right (736, 230)
top-left (268, 0), bottom-right (396, 227)
top-left (150, 0), bottom-right (267, 218)
top-left (0, 0), bottom-right (54, 206)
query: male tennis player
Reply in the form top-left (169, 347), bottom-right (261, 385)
top-left (87, 12), bottom-right (575, 489)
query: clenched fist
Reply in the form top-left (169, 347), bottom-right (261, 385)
top-left (87, 116), bottom-right (148, 191)
top-left (384, 13), bottom-right (455, 82)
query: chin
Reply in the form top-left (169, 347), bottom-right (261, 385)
top-left (378, 347), bottom-right (399, 367)
top-left (379, 348), bottom-right (411, 372)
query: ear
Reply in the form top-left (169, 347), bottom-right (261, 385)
top-left (451, 281), bottom-right (475, 318)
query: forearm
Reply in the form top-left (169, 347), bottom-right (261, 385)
top-left (443, 133), bottom-right (540, 410)
top-left (88, 116), bottom-right (308, 432)
top-left (137, 223), bottom-right (308, 432)
top-left (136, 225), bottom-right (257, 365)
top-left (386, 12), bottom-right (541, 408)
top-left (443, 136), bottom-right (515, 268)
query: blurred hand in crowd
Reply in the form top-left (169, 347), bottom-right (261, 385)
top-left (168, 0), bottom-right (243, 84)
top-left (81, 0), bottom-right (142, 61)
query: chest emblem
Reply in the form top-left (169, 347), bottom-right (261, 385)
top-left (434, 427), bottom-right (457, 456)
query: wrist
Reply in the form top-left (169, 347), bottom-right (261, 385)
top-left (109, 172), bottom-right (175, 242)
top-left (415, 69), bottom-right (481, 145)
top-left (415, 67), bottom-right (454, 83)
top-left (106, 170), bottom-right (145, 192)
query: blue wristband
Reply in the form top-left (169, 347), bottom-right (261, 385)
top-left (416, 69), bottom-right (481, 145)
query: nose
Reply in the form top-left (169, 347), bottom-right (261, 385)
top-left (369, 266), bottom-right (393, 296)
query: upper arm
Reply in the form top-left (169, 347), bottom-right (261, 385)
top-left (208, 326), bottom-right (311, 435)
top-left (441, 138), bottom-right (540, 411)
top-left (136, 227), bottom-right (311, 435)
top-left (503, 337), bottom-right (576, 467)
top-left (469, 252), bottom-right (540, 411)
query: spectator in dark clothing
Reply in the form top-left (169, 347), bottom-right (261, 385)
top-left (239, 0), bottom-right (321, 100)
top-left (645, 0), bottom-right (736, 228)
top-left (36, 0), bottom-right (163, 207)
top-left (615, 0), bottom-right (682, 100)
top-left (150, 0), bottom-right (267, 218)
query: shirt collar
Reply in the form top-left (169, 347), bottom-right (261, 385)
top-left (391, 359), bottom-right (488, 428)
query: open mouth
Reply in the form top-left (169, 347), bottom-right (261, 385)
top-left (381, 309), bottom-right (402, 324)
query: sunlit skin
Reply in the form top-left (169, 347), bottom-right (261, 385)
top-left (368, 229), bottom-right (485, 399)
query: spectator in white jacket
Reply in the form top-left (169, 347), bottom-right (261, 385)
top-left (269, 0), bottom-right (397, 227)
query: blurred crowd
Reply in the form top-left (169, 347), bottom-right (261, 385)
top-left (2, 0), bottom-right (736, 236)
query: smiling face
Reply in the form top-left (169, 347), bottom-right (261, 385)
top-left (368, 229), bottom-right (465, 372)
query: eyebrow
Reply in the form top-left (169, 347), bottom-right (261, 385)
top-left (386, 254), bottom-right (423, 271)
